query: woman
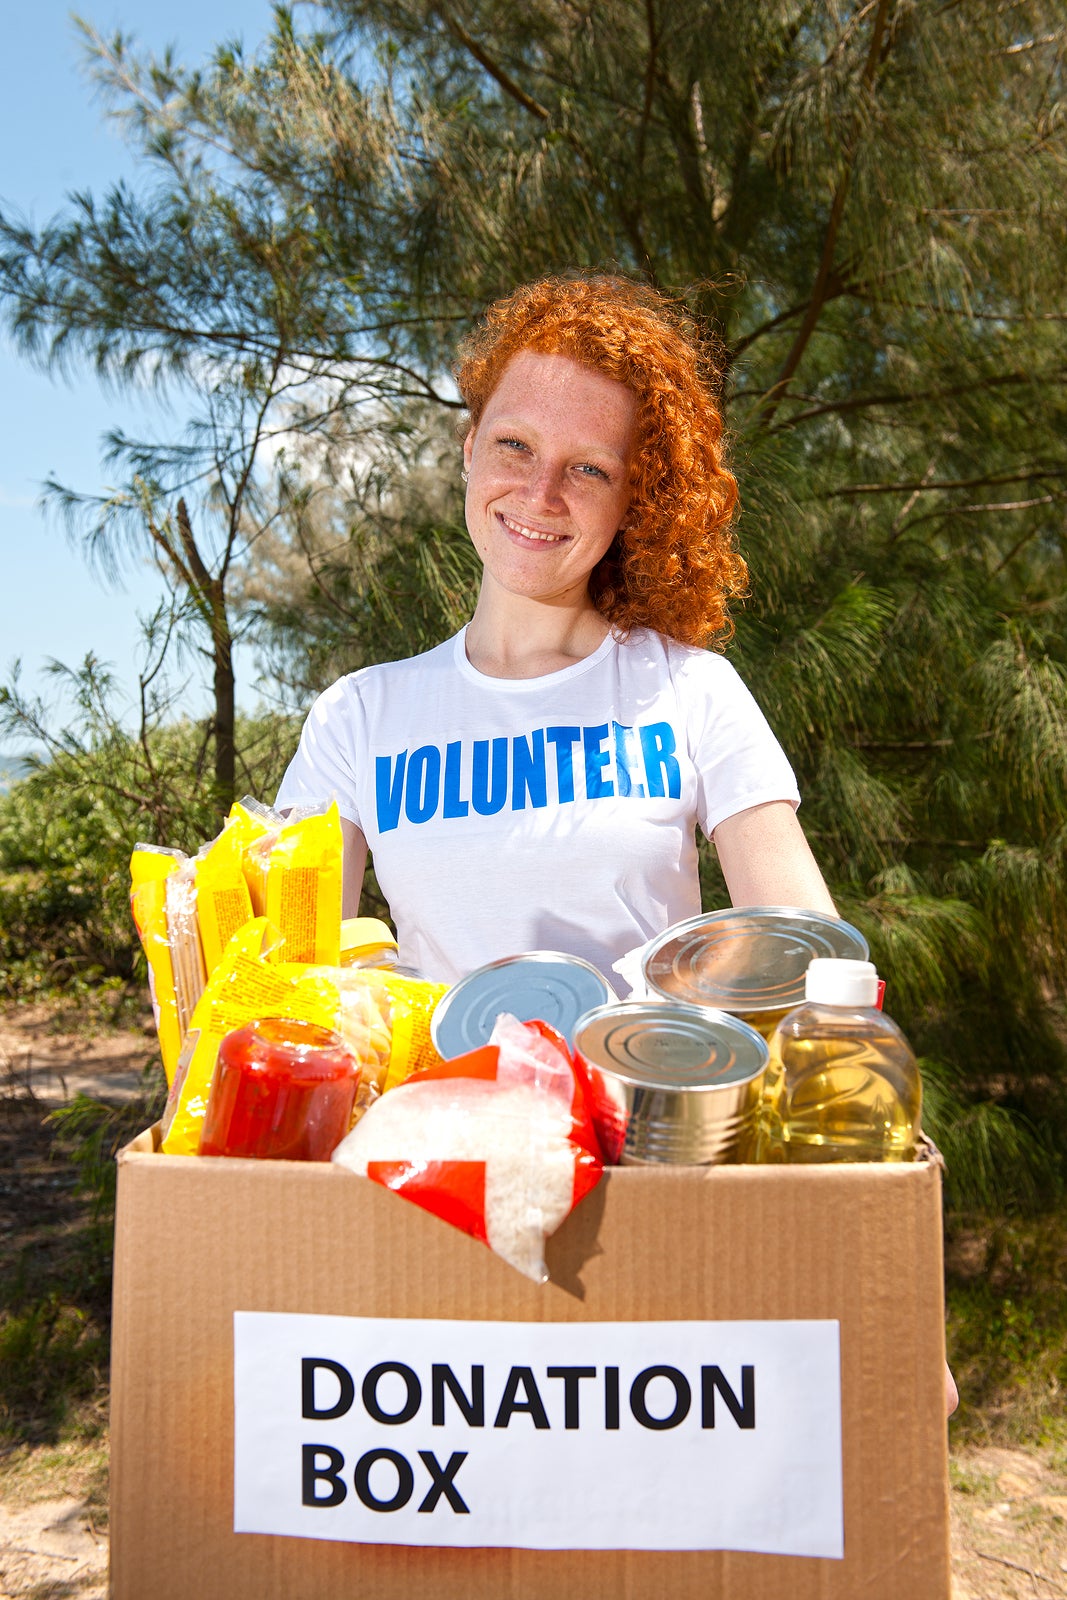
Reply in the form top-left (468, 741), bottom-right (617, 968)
top-left (278, 272), bottom-right (958, 1416)
top-left (276, 272), bottom-right (835, 982)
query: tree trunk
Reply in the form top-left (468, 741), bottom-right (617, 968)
top-left (211, 599), bottom-right (236, 816)
top-left (175, 498), bottom-right (236, 818)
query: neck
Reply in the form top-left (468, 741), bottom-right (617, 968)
top-left (465, 586), bottom-right (611, 679)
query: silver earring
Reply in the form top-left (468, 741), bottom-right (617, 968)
top-left (461, 468), bottom-right (469, 483)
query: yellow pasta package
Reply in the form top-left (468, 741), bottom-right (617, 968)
top-left (195, 824), bottom-right (254, 974)
top-left (242, 804), bottom-right (343, 967)
top-left (229, 795), bottom-right (282, 834)
top-left (160, 918), bottom-right (341, 1157)
top-left (377, 971), bottom-right (450, 1091)
top-left (164, 859), bottom-right (207, 1035)
top-left (294, 967), bottom-right (447, 1124)
top-left (285, 964), bottom-right (392, 1102)
top-left (195, 797), bottom-right (279, 974)
top-left (129, 844), bottom-right (187, 1086)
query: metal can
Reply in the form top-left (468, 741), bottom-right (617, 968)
top-left (573, 1001), bottom-right (769, 1166)
top-left (431, 951), bottom-right (615, 1059)
top-left (641, 907), bottom-right (869, 1038)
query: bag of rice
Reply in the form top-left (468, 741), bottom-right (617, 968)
top-left (331, 1014), bottom-right (604, 1282)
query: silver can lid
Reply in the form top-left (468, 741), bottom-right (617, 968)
top-left (573, 1001), bottom-right (768, 1089)
top-left (642, 906), bottom-right (868, 1018)
top-left (431, 951), bottom-right (615, 1058)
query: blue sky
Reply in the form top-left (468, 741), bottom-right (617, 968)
top-left (0, 0), bottom-right (282, 740)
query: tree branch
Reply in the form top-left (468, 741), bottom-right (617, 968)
top-left (852, 738), bottom-right (954, 749)
top-left (634, 0), bottom-right (660, 179)
top-left (731, 285), bottom-right (854, 359)
top-left (217, 349), bottom-right (284, 587)
top-left (174, 498), bottom-right (215, 596)
top-left (769, 369), bottom-right (1066, 432)
top-left (755, 0), bottom-right (894, 426)
top-left (992, 524), bottom-right (1050, 574)
top-left (832, 466), bottom-right (1067, 497)
top-left (432, 7), bottom-right (550, 121)
top-left (958, 493), bottom-right (1065, 513)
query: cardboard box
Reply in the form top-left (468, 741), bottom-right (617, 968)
top-left (111, 1132), bottom-right (951, 1599)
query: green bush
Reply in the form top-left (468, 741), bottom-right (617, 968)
top-left (0, 712), bottom-right (298, 999)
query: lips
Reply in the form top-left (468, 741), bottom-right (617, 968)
top-left (498, 513), bottom-right (568, 545)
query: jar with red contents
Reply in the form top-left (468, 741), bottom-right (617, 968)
top-left (199, 1017), bottom-right (361, 1161)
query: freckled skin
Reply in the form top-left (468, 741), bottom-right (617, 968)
top-left (462, 351), bottom-right (638, 615)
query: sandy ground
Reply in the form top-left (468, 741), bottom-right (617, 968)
top-left (0, 1494), bottom-right (108, 1600)
top-left (0, 1004), bottom-right (157, 1106)
top-left (1, 1441), bottom-right (1065, 1597)
top-left (0, 1006), bottom-right (1065, 1597)
top-left (951, 1444), bottom-right (1067, 1598)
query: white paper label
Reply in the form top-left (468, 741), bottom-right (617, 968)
top-left (233, 1314), bottom-right (842, 1557)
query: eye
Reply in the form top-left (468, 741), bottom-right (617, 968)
top-left (575, 462), bottom-right (611, 482)
top-left (496, 435), bottom-right (529, 452)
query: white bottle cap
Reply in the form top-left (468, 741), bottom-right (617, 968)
top-left (804, 958), bottom-right (879, 1006)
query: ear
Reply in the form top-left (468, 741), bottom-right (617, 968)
top-left (463, 429), bottom-right (475, 473)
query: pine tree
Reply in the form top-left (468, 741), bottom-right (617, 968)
top-left (1, 1), bottom-right (1065, 1200)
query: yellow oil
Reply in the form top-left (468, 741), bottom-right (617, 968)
top-left (727, 1006), bottom-right (787, 1041)
top-left (766, 1007), bottom-right (921, 1163)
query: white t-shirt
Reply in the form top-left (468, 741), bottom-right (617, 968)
top-left (276, 626), bottom-right (800, 988)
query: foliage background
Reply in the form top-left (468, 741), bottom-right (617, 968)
top-left (0, 0), bottom-right (1065, 1217)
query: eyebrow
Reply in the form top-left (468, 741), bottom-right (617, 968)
top-left (487, 415), bottom-right (631, 466)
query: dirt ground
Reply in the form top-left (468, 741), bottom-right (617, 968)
top-left (0, 1486), bottom-right (108, 1600)
top-left (0, 1002), bottom-right (158, 1108)
top-left (1, 1003), bottom-right (1066, 1598)
top-left (951, 1445), bottom-right (1067, 1597)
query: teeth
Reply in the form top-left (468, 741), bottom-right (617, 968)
top-left (501, 514), bottom-right (565, 543)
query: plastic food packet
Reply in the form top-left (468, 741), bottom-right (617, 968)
top-left (242, 804), bottom-right (343, 966)
top-left (193, 800), bottom-right (276, 973)
top-left (130, 843), bottom-right (188, 1086)
top-left (165, 859), bottom-right (208, 1034)
top-left (160, 918), bottom-right (342, 1156)
top-left (291, 966), bottom-right (391, 1098)
top-left (376, 971), bottom-right (449, 1091)
top-left (297, 966), bottom-right (449, 1124)
top-left (331, 1014), bottom-right (604, 1282)
top-left (231, 794), bottom-right (282, 831)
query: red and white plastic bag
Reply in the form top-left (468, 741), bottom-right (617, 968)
top-left (331, 1014), bottom-right (604, 1281)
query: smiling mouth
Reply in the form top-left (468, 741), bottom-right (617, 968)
top-left (498, 513), bottom-right (568, 544)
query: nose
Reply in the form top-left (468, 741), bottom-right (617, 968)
top-left (524, 458), bottom-right (567, 512)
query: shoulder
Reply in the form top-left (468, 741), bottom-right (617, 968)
top-left (617, 628), bottom-right (749, 692)
top-left (304, 634), bottom-right (461, 718)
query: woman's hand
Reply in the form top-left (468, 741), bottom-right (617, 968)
top-left (945, 1362), bottom-right (959, 1418)
top-left (711, 800), bottom-right (838, 915)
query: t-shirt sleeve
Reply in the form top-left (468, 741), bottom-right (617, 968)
top-left (683, 653), bottom-right (801, 837)
top-left (274, 677), bottom-right (365, 829)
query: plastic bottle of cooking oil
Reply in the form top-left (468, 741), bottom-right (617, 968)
top-left (767, 958), bottom-right (921, 1162)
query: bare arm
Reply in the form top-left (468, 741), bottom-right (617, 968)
top-left (715, 802), bottom-right (960, 1417)
top-left (712, 800), bottom-right (837, 914)
top-left (340, 818), bottom-right (370, 919)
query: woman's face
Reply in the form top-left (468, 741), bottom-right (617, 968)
top-left (463, 350), bottom-right (638, 610)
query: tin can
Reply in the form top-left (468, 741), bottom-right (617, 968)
top-left (431, 951), bottom-right (615, 1059)
top-left (573, 1001), bottom-right (769, 1165)
top-left (641, 906), bottom-right (869, 1038)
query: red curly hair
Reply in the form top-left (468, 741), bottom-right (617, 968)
top-left (455, 273), bottom-right (746, 648)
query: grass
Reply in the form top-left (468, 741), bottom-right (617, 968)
top-left (0, 1435), bottom-right (110, 1519)
top-left (945, 1212), bottom-right (1067, 1448)
top-left (0, 1085), bottom-right (162, 1508)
